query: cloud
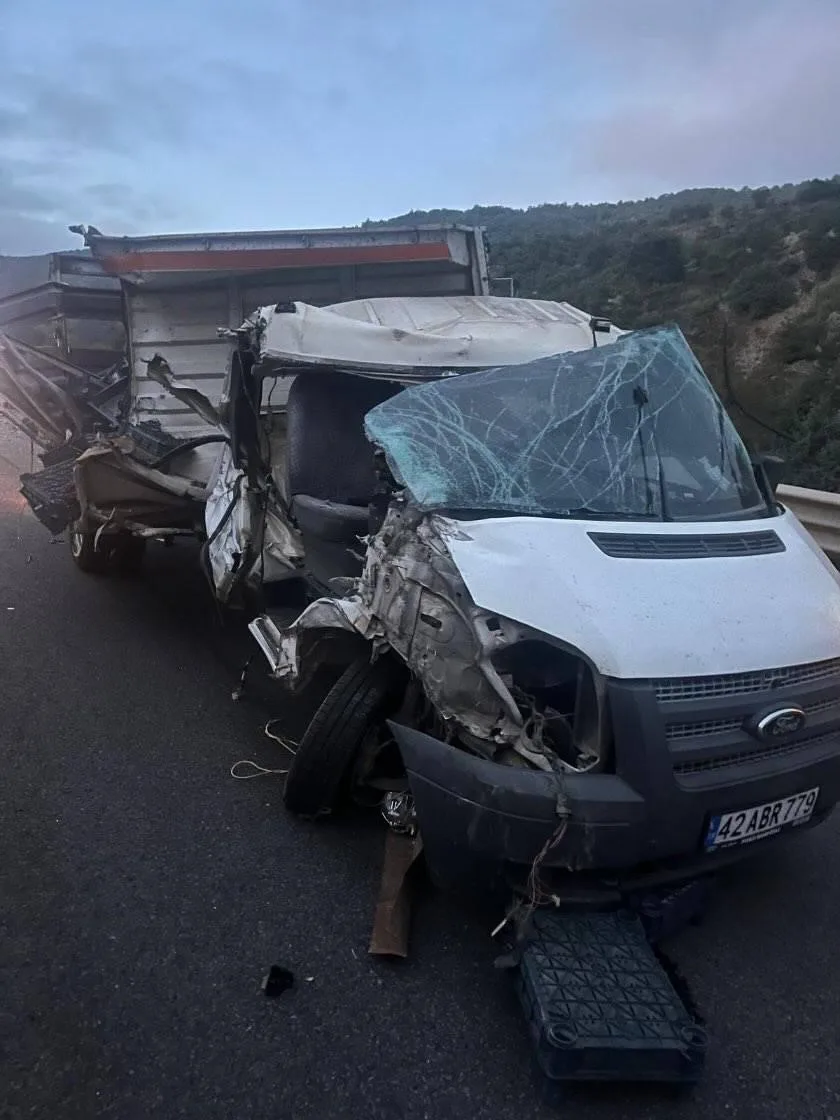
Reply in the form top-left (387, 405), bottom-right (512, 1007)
top-left (0, 166), bottom-right (57, 218)
top-left (0, 155), bottom-right (175, 255)
top-left (0, 36), bottom-right (235, 252)
top-left (475, 0), bottom-right (840, 206)
top-left (0, 43), bottom-right (221, 159)
top-left (0, 215), bottom-right (79, 257)
top-left (560, 0), bottom-right (840, 196)
top-left (0, 0), bottom-right (837, 253)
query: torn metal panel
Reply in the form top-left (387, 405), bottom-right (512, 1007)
top-left (120, 287), bottom-right (242, 438)
top-left (73, 437), bottom-right (216, 535)
top-left (0, 335), bottom-right (69, 447)
top-left (145, 354), bottom-right (224, 431)
top-left (0, 333), bottom-right (129, 453)
top-left (204, 444), bottom-right (304, 604)
top-left (248, 502), bottom-right (599, 773)
top-left (0, 254), bottom-right (127, 459)
top-left (249, 597), bottom-right (374, 682)
top-left (78, 438), bottom-right (216, 498)
top-left (0, 334), bottom-right (84, 437)
top-left (355, 506), bottom-right (529, 747)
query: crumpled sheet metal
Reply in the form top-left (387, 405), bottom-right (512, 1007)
top-left (256, 297), bottom-right (622, 375)
top-left (204, 444), bottom-right (304, 602)
top-left (76, 439), bottom-right (210, 500)
top-left (72, 438), bottom-right (210, 534)
top-left (264, 505), bottom-right (545, 758)
top-left (357, 508), bottom-right (528, 743)
top-left (145, 354), bottom-right (225, 431)
top-left (265, 595), bottom-right (377, 685)
top-left (0, 332), bottom-right (84, 448)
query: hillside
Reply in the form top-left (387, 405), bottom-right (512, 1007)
top-left (372, 178), bottom-right (840, 490)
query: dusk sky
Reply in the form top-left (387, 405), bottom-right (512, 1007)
top-left (1, 0), bottom-right (838, 254)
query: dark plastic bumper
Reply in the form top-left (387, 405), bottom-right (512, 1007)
top-left (390, 721), bottom-right (840, 894)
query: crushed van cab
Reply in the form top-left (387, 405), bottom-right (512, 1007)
top-left (242, 309), bottom-right (840, 891)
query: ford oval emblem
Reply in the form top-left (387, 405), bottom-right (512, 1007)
top-left (751, 707), bottom-right (807, 740)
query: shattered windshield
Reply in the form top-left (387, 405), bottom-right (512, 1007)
top-left (364, 325), bottom-right (769, 522)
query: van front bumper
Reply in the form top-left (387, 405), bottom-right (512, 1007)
top-left (389, 675), bottom-right (840, 893)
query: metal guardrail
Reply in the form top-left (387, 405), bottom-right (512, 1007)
top-left (779, 484), bottom-right (840, 562)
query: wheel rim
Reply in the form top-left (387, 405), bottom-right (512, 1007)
top-left (70, 529), bottom-right (84, 558)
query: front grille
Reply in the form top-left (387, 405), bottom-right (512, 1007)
top-left (666, 696), bottom-right (840, 741)
top-left (589, 530), bottom-right (784, 560)
top-left (667, 717), bottom-right (742, 741)
top-left (654, 658), bottom-right (840, 702)
top-left (672, 730), bottom-right (840, 776)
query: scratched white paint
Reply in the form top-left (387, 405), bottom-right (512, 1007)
top-left (441, 509), bottom-right (840, 679)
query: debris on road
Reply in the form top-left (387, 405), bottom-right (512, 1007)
top-left (229, 720), bottom-right (296, 780)
top-left (231, 656), bottom-right (253, 702)
top-left (515, 909), bottom-right (707, 1088)
top-left (630, 878), bottom-right (713, 945)
top-left (261, 966), bottom-right (295, 998)
top-left (369, 830), bottom-right (423, 959)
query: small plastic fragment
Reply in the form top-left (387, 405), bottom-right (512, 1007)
top-left (262, 966), bottom-right (295, 998)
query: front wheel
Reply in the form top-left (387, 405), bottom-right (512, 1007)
top-left (283, 655), bottom-right (406, 818)
top-left (69, 523), bottom-right (109, 574)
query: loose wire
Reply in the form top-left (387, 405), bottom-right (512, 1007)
top-left (229, 719), bottom-right (298, 780)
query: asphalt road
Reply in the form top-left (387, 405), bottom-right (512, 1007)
top-left (1, 455), bottom-right (839, 1119)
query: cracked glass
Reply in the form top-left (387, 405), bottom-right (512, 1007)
top-left (364, 325), bottom-right (769, 522)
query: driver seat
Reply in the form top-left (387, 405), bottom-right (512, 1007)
top-left (286, 370), bottom-right (399, 590)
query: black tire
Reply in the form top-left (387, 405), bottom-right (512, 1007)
top-left (69, 523), bottom-right (109, 574)
top-left (283, 655), bottom-right (406, 817)
top-left (112, 534), bottom-right (147, 574)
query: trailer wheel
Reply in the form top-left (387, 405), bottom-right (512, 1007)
top-left (113, 534), bottom-right (147, 574)
top-left (69, 524), bottom-right (110, 574)
top-left (283, 655), bottom-right (406, 818)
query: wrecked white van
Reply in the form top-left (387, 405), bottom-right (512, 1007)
top-left (55, 290), bottom-right (840, 893)
top-left (224, 302), bottom-right (840, 892)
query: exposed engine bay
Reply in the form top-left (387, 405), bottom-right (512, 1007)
top-left (251, 502), bottom-right (607, 776)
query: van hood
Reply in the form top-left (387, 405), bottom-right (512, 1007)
top-left (438, 510), bottom-right (840, 680)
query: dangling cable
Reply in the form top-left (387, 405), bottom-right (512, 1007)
top-left (229, 719), bottom-right (298, 780)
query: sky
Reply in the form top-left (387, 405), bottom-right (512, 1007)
top-left (1, 0), bottom-right (839, 254)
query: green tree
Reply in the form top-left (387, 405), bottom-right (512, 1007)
top-left (726, 263), bottom-right (796, 318)
top-left (796, 178), bottom-right (840, 204)
top-left (752, 187), bottom-right (772, 210)
top-left (785, 365), bottom-right (840, 490)
top-left (627, 235), bottom-right (686, 285)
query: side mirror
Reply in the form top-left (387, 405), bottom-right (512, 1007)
top-left (753, 453), bottom-right (786, 496)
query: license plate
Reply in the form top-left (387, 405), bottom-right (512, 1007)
top-left (704, 787), bottom-right (820, 850)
